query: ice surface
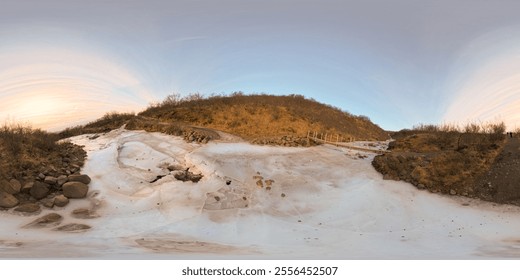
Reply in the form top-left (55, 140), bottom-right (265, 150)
top-left (2, 128), bottom-right (520, 259)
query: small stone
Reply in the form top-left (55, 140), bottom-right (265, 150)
top-left (14, 203), bottom-right (41, 214)
top-left (281, 193), bottom-right (286, 198)
top-left (57, 175), bottom-right (68, 186)
top-left (44, 176), bottom-right (58, 185)
top-left (450, 189), bottom-right (457, 195)
top-left (167, 165), bottom-right (182, 171)
top-left (9, 179), bottom-right (21, 193)
top-left (30, 181), bottom-right (50, 200)
top-left (54, 223), bottom-right (91, 233)
top-left (417, 184), bottom-right (426, 190)
top-left (54, 195), bottom-right (69, 207)
top-left (0, 179), bottom-right (18, 194)
top-left (24, 213), bottom-right (63, 228)
top-left (38, 173), bottom-right (46, 180)
top-left (67, 174), bottom-right (91, 185)
top-left (62, 182), bottom-right (89, 198)
top-left (71, 208), bottom-right (99, 219)
top-left (21, 182), bottom-right (33, 194)
top-left (0, 191), bottom-right (19, 208)
top-left (41, 198), bottom-right (55, 208)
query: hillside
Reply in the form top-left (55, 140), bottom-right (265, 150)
top-left (372, 123), bottom-right (508, 203)
top-left (138, 93), bottom-right (389, 142)
top-left (0, 124), bottom-right (87, 210)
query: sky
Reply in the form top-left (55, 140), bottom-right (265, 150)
top-left (1, 0), bottom-right (520, 131)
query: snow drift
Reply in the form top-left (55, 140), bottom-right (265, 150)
top-left (1, 128), bottom-right (520, 259)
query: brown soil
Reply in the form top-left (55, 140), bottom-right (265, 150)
top-left (373, 132), bottom-right (520, 206)
top-left (473, 138), bottom-right (520, 205)
top-left (372, 132), bottom-right (505, 199)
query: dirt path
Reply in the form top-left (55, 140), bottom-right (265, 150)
top-left (474, 137), bottom-right (520, 205)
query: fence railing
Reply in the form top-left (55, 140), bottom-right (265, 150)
top-left (307, 131), bottom-right (390, 154)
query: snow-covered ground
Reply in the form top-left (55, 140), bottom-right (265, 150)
top-left (2, 128), bottom-right (520, 259)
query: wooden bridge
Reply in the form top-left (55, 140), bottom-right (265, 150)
top-left (307, 131), bottom-right (390, 154)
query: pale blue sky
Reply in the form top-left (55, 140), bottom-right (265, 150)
top-left (2, 0), bottom-right (520, 131)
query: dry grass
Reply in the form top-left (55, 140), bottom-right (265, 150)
top-left (140, 93), bottom-right (389, 141)
top-left (374, 121), bottom-right (507, 197)
top-left (58, 112), bottom-right (135, 138)
top-left (0, 123), bottom-right (85, 182)
top-left (57, 93), bottom-right (388, 143)
top-left (0, 123), bottom-right (59, 156)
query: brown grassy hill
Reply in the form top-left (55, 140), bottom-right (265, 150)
top-left (372, 123), bottom-right (507, 201)
top-left (138, 93), bottom-right (389, 141)
top-left (0, 124), bottom-right (86, 209)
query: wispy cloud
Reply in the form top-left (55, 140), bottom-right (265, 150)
top-left (443, 27), bottom-right (520, 130)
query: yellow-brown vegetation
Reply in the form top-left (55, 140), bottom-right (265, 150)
top-left (0, 123), bottom-right (86, 182)
top-left (140, 93), bottom-right (388, 141)
top-left (373, 122), bottom-right (507, 198)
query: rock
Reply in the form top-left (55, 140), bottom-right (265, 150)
top-left (44, 176), bottom-right (58, 185)
top-left (167, 165), bottom-right (182, 171)
top-left (9, 179), bottom-right (21, 193)
top-left (173, 170), bottom-right (203, 183)
top-left (14, 203), bottom-right (41, 214)
top-left (57, 175), bottom-right (68, 186)
top-left (21, 182), bottom-right (33, 194)
top-left (24, 213), bottom-right (63, 228)
top-left (71, 208), bottom-right (99, 219)
top-left (0, 179), bottom-right (18, 194)
top-left (67, 174), bottom-right (91, 185)
top-left (54, 223), bottom-right (91, 233)
top-left (0, 191), bottom-right (19, 208)
top-left (450, 189), bottom-right (457, 195)
top-left (54, 195), bottom-right (69, 207)
top-left (41, 198), bottom-right (55, 208)
top-left (417, 184), bottom-right (426, 190)
top-left (30, 181), bottom-right (50, 200)
top-left (38, 173), bottom-right (46, 180)
top-left (62, 181), bottom-right (89, 198)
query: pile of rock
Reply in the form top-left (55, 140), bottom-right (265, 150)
top-left (252, 136), bottom-right (315, 147)
top-left (0, 173), bottom-right (92, 212)
top-left (183, 130), bottom-right (212, 144)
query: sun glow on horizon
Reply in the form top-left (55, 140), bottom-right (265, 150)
top-left (0, 45), bottom-right (155, 131)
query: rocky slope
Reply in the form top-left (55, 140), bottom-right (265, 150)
top-left (372, 131), bottom-right (513, 204)
top-left (0, 126), bottom-right (91, 213)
